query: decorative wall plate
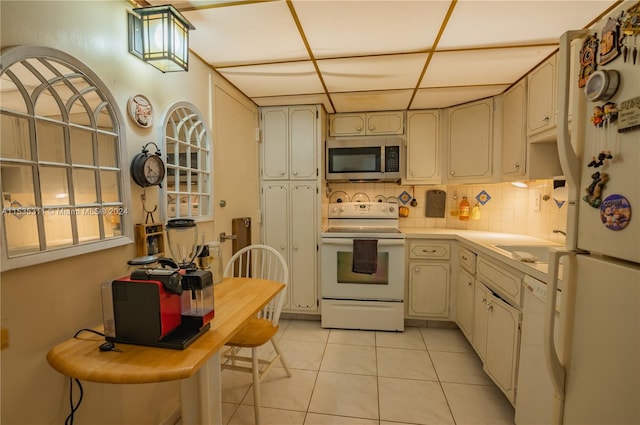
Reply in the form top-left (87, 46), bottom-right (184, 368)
top-left (127, 94), bottom-right (154, 128)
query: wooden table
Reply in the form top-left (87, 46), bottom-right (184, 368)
top-left (47, 277), bottom-right (285, 425)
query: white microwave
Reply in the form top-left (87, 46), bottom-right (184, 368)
top-left (325, 137), bottom-right (404, 182)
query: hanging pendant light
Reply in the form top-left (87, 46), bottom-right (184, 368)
top-left (128, 5), bottom-right (195, 73)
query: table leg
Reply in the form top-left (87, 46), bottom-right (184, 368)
top-left (180, 352), bottom-right (222, 425)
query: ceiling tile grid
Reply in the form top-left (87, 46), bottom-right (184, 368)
top-left (161, 0), bottom-right (619, 112)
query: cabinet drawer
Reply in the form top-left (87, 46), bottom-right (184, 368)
top-left (409, 242), bottom-right (450, 260)
top-left (477, 258), bottom-right (522, 307)
top-left (458, 246), bottom-right (477, 274)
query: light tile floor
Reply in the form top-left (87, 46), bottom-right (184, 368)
top-left (221, 320), bottom-right (515, 425)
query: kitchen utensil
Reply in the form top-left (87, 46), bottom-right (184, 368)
top-left (425, 190), bottom-right (447, 218)
top-left (166, 218), bottom-right (205, 269)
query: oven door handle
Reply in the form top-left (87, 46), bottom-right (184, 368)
top-left (321, 238), bottom-right (405, 246)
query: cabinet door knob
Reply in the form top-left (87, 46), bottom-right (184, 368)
top-left (450, 170), bottom-right (456, 176)
top-left (411, 170), bottom-right (416, 176)
top-left (414, 267), bottom-right (420, 273)
top-left (462, 255), bottom-right (468, 261)
top-left (481, 297), bottom-right (487, 304)
top-left (515, 162), bottom-right (520, 168)
top-left (293, 246), bottom-right (298, 251)
top-left (369, 125), bottom-right (375, 131)
top-left (292, 171), bottom-right (298, 176)
top-left (542, 115), bottom-right (550, 122)
top-left (356, 127), bottom-right (362, 132)
top-left (467, 281), bottom-right (473, 287)
top-left (487, 304), bottom-right (494, 311)
top-left (279, 170), bottom-right (285, 176)
top-left (280, 245), bottom-right (286, 250)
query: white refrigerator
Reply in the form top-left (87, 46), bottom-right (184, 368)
top-left (548, 1), bottom-right (640, 424)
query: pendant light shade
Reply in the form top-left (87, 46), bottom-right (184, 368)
top-left (128, 5), bottom-right (195, 73)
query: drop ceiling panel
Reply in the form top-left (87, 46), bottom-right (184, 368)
top-left (331, 90), bottom-right (414, 113)
top-left (411, 85), bottom-right (509, 110)
top-left (422, 46), bottom-right (556, 88)
top-left (254, 94), bottom-right (334, 113)
top-left (183, 2), bottom-right (307, 67)
top-left (151, 0), bottom-right (619, 111)
top-left (292, 0), bottom-right (451, 58)
top-left (438, 0), bottom-right (617, 49)
top-left (319, 53), bottom-right (427, 93)
top-left (216, 62), bottom-right (324, 98)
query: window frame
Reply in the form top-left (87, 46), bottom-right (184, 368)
top-left (0, 46), bottom-right (132, 271)
top-left (160, 101), bottom-right (213, 222)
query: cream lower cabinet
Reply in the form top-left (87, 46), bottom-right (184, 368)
top-left (406, 241), bottom-right (450, 319)
top-left (473, 277), bottom-right (522, 405)
top-left (455, 246), bottom-right (477, 340)
top-left (261, 182), bottom-right (318, 312)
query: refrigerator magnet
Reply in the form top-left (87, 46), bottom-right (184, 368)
top-left (600, 194), bottom-right (631, 230)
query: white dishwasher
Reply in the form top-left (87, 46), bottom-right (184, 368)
top-left (515, 275), bottom-right (562, 425)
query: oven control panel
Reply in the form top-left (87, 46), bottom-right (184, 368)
top-left (328, 202), bottom-right (397, 218)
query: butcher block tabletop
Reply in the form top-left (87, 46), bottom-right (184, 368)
top-left (46, 277), bottom-right (285, 384)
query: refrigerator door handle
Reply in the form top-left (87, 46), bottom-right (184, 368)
top-left (557, 30), bottom-right (588, 251)
top-left (545, 248), bottom-right (572, 405)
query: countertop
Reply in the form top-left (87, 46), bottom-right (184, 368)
top-left (401, 228), bottom-right (564, 283)
top-left (46, 278), bottom-right (285, 384)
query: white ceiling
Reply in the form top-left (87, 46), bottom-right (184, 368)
top-left (147, 0), bottom-right (617, 113)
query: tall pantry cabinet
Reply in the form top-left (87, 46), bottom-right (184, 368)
top-left (260, 105), bottom-right (324, 313)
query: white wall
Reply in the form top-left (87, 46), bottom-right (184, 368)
top-left (0, 1), bottom-right (259, 423)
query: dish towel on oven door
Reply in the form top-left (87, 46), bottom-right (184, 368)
top-left (352, 239), bottom-right (378, 274)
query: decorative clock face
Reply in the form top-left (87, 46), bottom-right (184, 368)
top-left (131, 150), bottom-right (165, 188)
top-left (144, 155), bottom-right (164, 185)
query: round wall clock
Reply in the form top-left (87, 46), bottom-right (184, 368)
top-left (131, 143), bottom-right (165, 188)
top-left (127, 94), bottom-right (154, 128)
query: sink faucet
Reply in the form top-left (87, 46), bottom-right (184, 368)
top-left (553, 229), bottom-right (566, 236)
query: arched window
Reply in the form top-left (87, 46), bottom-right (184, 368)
top-left (161, 102), bottom-right (212, 220)
top-left (0, 46), bottom-right (131, 271)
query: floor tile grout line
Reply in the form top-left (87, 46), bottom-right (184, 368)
top-left (421, 328), bottom-right (459, 425)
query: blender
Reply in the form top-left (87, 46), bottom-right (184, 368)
top-left (166, 218), bottom-right (215, 330)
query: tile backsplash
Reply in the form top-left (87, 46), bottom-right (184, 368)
top-left (324, 180), bottom-right (568, 243)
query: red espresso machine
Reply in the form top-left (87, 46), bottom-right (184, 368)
top-left (102, 219), bottom-right (214, 349)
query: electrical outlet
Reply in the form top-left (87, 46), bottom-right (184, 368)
top-left (534, 193), bottom-right (542, 212)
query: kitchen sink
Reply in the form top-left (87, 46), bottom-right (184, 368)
top-left (493, 244), bottom-right (556, 263)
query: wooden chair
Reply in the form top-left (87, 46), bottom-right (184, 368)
top-left (221, 244), bottom-right (292, 425)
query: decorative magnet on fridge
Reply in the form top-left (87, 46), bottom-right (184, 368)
top-left (579, 34), bottom-right (599, 88)
top-left (600, 194), bottom-right (631, 230)
top-left (583, 171), bottom-right (609, 208)
top-left (598, 15), bottom-right (623, 65)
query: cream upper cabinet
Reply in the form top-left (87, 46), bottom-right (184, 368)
top-left (261, 105), bottom-right (319, 180)
top-left (447, 98), bottom-right (493, 183)
top-left (405, 110), bottom-right (440, 184)
top-left (501, 79), bottom-right (527, 179)
top-left (527, 54), bottom-right (557, 139)
top-left (328, 111), bottom-right (404, 136)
